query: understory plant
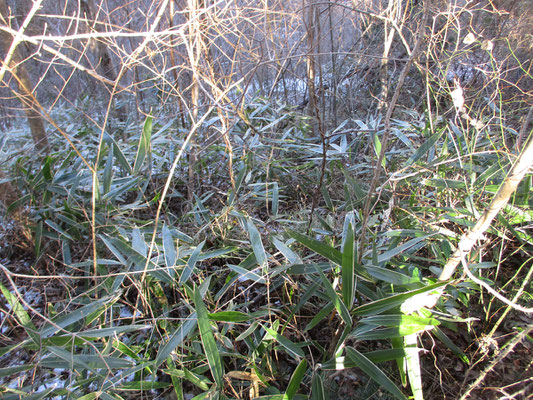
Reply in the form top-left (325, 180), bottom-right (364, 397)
top-left (0, 98), bottom-right (531, 400)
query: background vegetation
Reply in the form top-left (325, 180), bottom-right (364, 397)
top-left (0, 0), bottom-right (531, 399)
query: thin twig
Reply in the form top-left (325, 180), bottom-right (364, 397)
top-left (458, 325), bottom-right (533, 400)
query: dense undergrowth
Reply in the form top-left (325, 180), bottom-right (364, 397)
top-left (0, 97), bottom-right (532, 400)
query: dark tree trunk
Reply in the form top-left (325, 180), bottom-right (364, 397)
top-left (0, 0), bottom-right (49, 152)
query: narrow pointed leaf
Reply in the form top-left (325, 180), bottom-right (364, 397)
top-left (346, 347), bottom-right (407, 400)
top-left (342, 222), bottom-right (356, 307)
top-left (180, 240), bottom-right (205, 285)
top-left (261, 324), bottom-right (304, 359)
top-left (247, 219), bottom-right (268, 270)
top-left (315, 266), bottom-right (352, 326)
top-left (155, 312), bottom-right (197, 368)
top-left (311, 372), bottom-right (325, 400)
top-left (194, 287), bottom-right (224, 387)
top-left (285, 359), bottom-right (308, 399)
top-left (163, 224), bottom-right (177, 270)
top-left (133, 115), bottom-right (153, 174)
top-left (405, 334), bottom-right (423, 400)
top-left (353, 282), bottom-right (448, 316)
top-left (208, 311), bottom-right (252, 322)
top-left (287, 230), bottom-right (342, 265)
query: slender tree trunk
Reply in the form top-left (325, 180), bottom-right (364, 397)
top-left (0, 0), bottom-right (49, 152)
top-left (80, 0), bottom-right (126, 122)
top-left (305, 0), bottom-right (318, 135)
top-left (186, 0), bottom-right (203, 204)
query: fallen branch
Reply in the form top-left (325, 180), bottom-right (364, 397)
top-left (439, 128), bottom-right (533, 282)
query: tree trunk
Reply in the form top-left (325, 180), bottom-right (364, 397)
top-left (0, 0), bottom-right (49, 152)
top-left (80, 0), bottom-right (127, 122)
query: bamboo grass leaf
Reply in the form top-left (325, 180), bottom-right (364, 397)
top-left (288, 230), bottom-right (342, 265)
top-left (0, 282), bottom-right (39, 344)
top-left (271, 181), bottom-right (279, 217)
top-left (180, 240), bottom-right (205, 285)
top-left (247, 219), bottom-right (268, 271)
top-left (345, 347), bottom-right (407, 400)
top-left (162, 224), bottom-right (177, 271)
top-left (40, 295), bottom-right (119, 338)
top-left (103, 144), bottom-right (113, 194)
top-left (391, 336), bottom-right (407, 387)
top-left (194, 287), bottom-right (224, 388)
top-left (285, 359), bottom-right (308, 399)
top-left (133, 115), bottom-right (153, 174)
top-left (342, 222), bottom-right (356, 308)
top-left (305, 302), bottom-right (334, 331)
top-left (321, 348), bottom-right (410, 370)
top-left (261, 324), bottom-right (304, 360)
top-left (208, 311), bottom-right (252, 322)
top-left (155, 312), bottom-right (197, 368)
top-left (405, 333), bottom-right (423, 400)
top-left (315, 265), bottom-right (352, 326)
top-left (311, 372), bottom-right (326, 400)
top-left (353, 282), bottom-right (448, 316)
top-left (272, 237), bottom-right (302, 264)
top-left (405, 129), bottom-right (443, 166)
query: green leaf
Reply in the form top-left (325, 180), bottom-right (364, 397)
top-left (0, 364), bottom-right (34, 377)
top-left (133, 115), bottom-right (153, 174)
top-left (35, 220), bottom-right (43, 258)
top-left (155, 312), bottom-right (197, 368)
top-left (162, 224), bottom-right (177, 271)
top-left (405, 129), bottom-right (443, 166)
top-left (208, 311), bottom-right (252, 322)
top-left (228, 163), bottom-right (246, 205)
top-left (77, 393), bottom-right (102, 400)
top-left (118, 381), bottom-right (170, 390)
top-left (271, 181), bottom-right (279, 217)
top-left (433, 326), bottom-right (469, 364)
top-left (360, 314), bottom-right (440, 332)
top-left (321, 348), bottom-right (410, 369)
top-left (45, 219), bottom-right (74, 240)
top-left (321, 185), bottom-right (333, 211)
top-left (288, 230), bottom-right (342, 265)
top-left (103, 144), bottom-right (113, 194)
top-left (164, 368), bottom-right (212, 391)
top-left (43, 346), bottom-right (134, 370)
top-left (261, 324), bottom-right (305, 360)
top-left (405, 334), bottom-right (423, 400)
top-left (104, 132), bottom-right (132, 174)
top-left (194, 287), bottom-right (224, 387)
top-left (40, 294), bottom-right (118, 338)
top-left (247, 219), bottom-right (268, 270)
top-left (391, 336), bottom-right (407, 387)
top-left (76, 325), bottom-right (151, 338)
top-left (0, 282), bottom-right (39, 344)
top-left (315, 265), bottom-right (352, 326)
top-left (272, 237), bottom-right (302, 264)
top-left (353, 282), bottom-right (447, 316)
top-left (305, 302), bottom-right (334, 331)
top-left (345, 347), bottom-right (407, 400)
top-left (180, 240), bottom-right (205, 285)
top-left (342, 222), bottom-right (356, 308)
top-left (373, 130), bottom-right (386, 168)
top-left (285, 359), bottom-right (308, 399)
top-left (364, 265), bottom-right (420, 286)
top-left (311, 372), bottom-right (325, 400)
top-left (227, 264), bottom-right (266, 284)
top-left (377, 235), bottom-right (433, 264)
